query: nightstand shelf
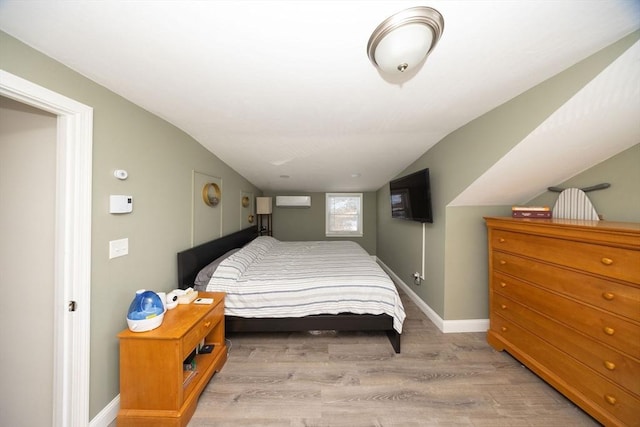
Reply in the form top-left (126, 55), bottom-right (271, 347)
top-left (117, 292), bottom-right (226, 427)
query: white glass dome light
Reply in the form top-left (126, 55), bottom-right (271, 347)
top-left (367, 6), bottom-right (444, 75)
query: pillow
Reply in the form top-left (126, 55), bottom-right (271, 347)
top-left (208, 237), bottom-right (279, 288)
top-left (193, 248), bottom-right (240, 290)
top-left (209, 246), bottom-right (260, 287)
top-left (245, 236), bottom-right (278, 255)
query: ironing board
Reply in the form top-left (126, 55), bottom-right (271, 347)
top-left (552, 188), bottom-right (600, 220)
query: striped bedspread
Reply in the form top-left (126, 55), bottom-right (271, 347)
top-left (205, 236), bottom-right (405, 333)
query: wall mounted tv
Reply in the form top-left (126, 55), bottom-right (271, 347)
top-left (389, 168), bottom-right (433, 223)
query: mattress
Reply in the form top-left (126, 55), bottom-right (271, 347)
top-left (205, 236), bottom-right (405, 333)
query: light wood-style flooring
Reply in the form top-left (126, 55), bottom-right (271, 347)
top-left (189, 289), bottom-right (598, 426)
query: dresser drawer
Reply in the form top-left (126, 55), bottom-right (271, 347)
top-left (182, 302), bottom-right (224, 356)
top-left (494, 272), bottom-right (640, 357)
top-left (491, 315), bottom-right (640, 426)
top-left (492, 293), bottom-right (640, 395)
top-left (491, 229), bottom-right (640, 284)
top-left (492, 252), bottom-right (640, 321)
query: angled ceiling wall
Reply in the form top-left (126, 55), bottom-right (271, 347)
top-left (450, 38), bottom-right (640, 206)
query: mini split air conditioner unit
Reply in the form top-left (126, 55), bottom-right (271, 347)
top-left (275, 196), bottom-right (311, 207)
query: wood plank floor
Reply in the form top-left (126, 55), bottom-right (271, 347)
top-left (189, 289), bottom-right (599, 426)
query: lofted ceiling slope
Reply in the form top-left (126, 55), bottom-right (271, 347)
top-left (452, 38), bottom-right (640, 206)
top-left (1, 1), bottom-right (638, 195)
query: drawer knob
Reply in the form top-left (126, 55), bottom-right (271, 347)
top-left (603, 326), bottom-right (615, 336)
top-left (501, 326), bottom-right (508, 332)
top-left (499, 260), bottom-right (507, 265)
top-left (204, 321), bottom-right (212, 328)
top-left (604, 394), bottom-right (617, 406)
top-left (500, 304), bottom-right (507, 310)
top-left (601, 257), bottom-right (614, 266)
top-left (500, 282), bottom-right (507, 288)
top-left (604, 361), bottom-right (616, 371)
top-left (602, 292), bottom-right (615, 301)
top-left (499, 238), bottom-right (505, 243)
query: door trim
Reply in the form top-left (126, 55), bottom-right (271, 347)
top-left (0, 70), bottom-right (93, 427)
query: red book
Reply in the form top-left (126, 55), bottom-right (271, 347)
top-left (512, 205), bottom-right (551, 211)
top-left (512, 210), bottom-right (552, 218)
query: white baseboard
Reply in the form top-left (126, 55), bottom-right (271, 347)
top-left (377, 258), bottom-right (489, 333)
top-left (441, 318), bottom-right (490, 333)
top-left (89, 395), bottom-right (119, 427)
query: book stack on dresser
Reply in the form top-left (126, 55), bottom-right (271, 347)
top-left (511, 205), bottom-right (552, 218)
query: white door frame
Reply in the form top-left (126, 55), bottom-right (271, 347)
top-left (0, 70), bottom-right (93, 427)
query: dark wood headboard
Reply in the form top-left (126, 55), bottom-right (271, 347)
top-left (177, 227), bottom-right (259, 289)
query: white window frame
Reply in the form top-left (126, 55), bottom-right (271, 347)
top-left (325, 193), bottom-right (363, 237)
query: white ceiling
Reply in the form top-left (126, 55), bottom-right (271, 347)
top-left (1, 1), bottom-right (639, 197)
top-left (451, 40), bottom-right (640, 206)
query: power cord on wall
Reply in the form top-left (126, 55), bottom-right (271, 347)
top-left (225, 338), bottom-right (232, 357)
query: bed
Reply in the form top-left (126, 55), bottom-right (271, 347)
top-left (177, 227), bottom-right (404, 353)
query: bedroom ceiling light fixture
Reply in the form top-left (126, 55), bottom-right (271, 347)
top-left (367, 6), bottom-right (444, 74)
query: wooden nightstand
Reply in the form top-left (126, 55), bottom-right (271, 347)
top-left (117, 292), bottom-right (227, 427)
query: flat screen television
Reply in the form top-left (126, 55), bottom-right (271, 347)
top-left (389, 168), bottom-right (433, 223)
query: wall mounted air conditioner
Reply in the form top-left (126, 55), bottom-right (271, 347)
top-left (275, 195), bottom-right (311, 207)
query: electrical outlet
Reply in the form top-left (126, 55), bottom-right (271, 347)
top-left (413, 272), bottom-right (421, 285)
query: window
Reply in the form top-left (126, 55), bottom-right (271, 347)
top-left (325, 193), bottom-right (363, 237)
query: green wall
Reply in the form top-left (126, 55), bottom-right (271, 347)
top-left (527, 143), bottom-right (640, 222)
top-left (266, 191), bottom-right (377, 255)
top-left (0, 31), bottom-right (261, 419)
top-left (377, 31), bottom-right (640, 321)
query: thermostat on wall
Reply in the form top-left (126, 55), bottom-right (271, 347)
top-left (110, 195), bottom-right (133, 214)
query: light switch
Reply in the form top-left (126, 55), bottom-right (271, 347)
top-left (109, 238), bottom-right (128, 259)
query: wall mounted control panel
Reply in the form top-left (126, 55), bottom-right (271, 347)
top-left (110, 195), bottom-right (133, 214)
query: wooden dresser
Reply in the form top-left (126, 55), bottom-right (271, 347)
top-left (117, 292), bottom-right (227, 427)
top-left (484, 217), bottom-right (640, 427)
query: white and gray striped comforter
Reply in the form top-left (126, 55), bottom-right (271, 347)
top-left (205, 236), bottom-right (405, 333)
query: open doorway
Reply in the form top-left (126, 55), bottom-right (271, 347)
top-left (0, 71), bottom-right (93, 427)
top-left (1, 95), bottom-right (56, 426)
